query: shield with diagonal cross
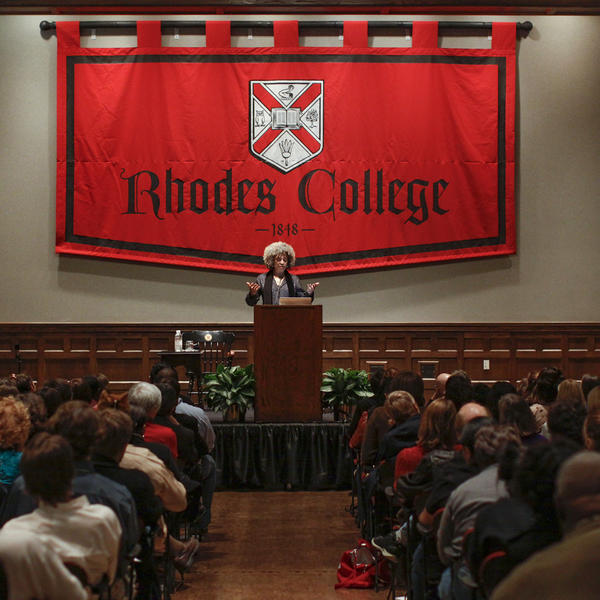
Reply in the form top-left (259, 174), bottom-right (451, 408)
top-left (250, 80), bottom-right (324, 173)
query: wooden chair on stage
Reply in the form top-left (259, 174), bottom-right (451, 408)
top-left (180, 330), bottom-right (235, 405)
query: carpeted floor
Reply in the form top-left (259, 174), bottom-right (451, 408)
top-left (173, 490), bottom-right (394, 599)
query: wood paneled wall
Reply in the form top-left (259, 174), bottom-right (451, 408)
top-left (1, 323), bottom-right (599, 394)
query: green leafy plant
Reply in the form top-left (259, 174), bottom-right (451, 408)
top-left (204, 364), bottom-right (255, 417)
top-left (320, 368), bottom-right (373, 414)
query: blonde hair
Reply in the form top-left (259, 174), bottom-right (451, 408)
top-left (557, 379), bottom-right (585, 408)
top-left (263, 241), bottom-right (296, 268)
top-left (385, 390), bottom-right (419, 424)
top-left (0, 396), bottom-right (31, 451)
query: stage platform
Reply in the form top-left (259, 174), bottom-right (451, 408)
top-left (211, 420), bottom-right (353, 491)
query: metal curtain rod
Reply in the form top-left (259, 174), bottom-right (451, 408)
top-left (40, 19), bottom-right (533, 36)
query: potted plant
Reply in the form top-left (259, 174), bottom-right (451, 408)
top-left (320, 368), bottom-right (373, 421)
top-left (203, 364), bottom-right (255, 422)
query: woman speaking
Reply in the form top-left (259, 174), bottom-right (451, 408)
top-left (245, 241), bottom-right (319, 306)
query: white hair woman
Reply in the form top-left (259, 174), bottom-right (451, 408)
top-left (245, 241), bottom-right (319, 305)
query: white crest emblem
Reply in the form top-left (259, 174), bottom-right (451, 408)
top-left (250, 80), bottom-right (324, 173)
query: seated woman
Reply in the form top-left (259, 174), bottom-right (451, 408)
top-left (361, 390), bottom-right (420, 470)
top-left (499, 393), bottom-right (547, 446)
top-left (393, 398), bottom-right (458, 485)
top-left (0, 397), bottom-right (31, 487)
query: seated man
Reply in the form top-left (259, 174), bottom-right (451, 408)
top-left (437, 425), bottom-right (521, 600)
top-left (0, 529), bottom-right (87, 600)
top-left (1, 432), bottom-right (122, 587)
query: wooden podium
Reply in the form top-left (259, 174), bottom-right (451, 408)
top-left (254, 304), bottom-right (322, 422)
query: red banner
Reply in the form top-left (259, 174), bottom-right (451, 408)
top-left (55, 21), bottom-right (516, 275)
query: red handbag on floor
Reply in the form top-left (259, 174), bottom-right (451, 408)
top-left (335, 539), bottom-right (389, 589)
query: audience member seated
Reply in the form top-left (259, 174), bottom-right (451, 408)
top-left (150, 362), bottom-right (216, 452)
top-left (375, 372), bottom-right (425, 462)
top-left (0, 397), bottom-right (30, 486)
top-left (430, 372), bottom-right (450, 404)
top-left (105, 408), bottom-right (188, 514)
top-left (93, 407), bottom-right (200, 580)
top-left (13, 373), bottom-right (35, 394)
top-left (582, 374), bottom-right (600, 405)
top-left (347, 367), bottom-right (399, 441)
top-left (361, 388), bottom-right (417, 469)
top-left (1, 400), bottom-right (139, 558)
top-left (472, 382), bottom-right (491, 408)
top-left (42, 378), bottom-right (73, 416)
top-left (468, 440), bottom-right (578, 598)
top-left (490, 451), bottom-right (600, 600)
top-left (445, 371), bottom-right (473, 411)
top-left (437, 425), bottom-right (521, 600)
top-left (128, 382), bottom-right (178, 459)
top-left (556, 378), bottom-right (585, 408)
top-left (484, 381), bottom-right (516, 422)
top-left (547, 401), bottom-right (586, 447)
top-left (394, 398), bottom-right (458, 483)
top-left (2, 432), bottom-right (122, 587)
top-left (17, 391), bottom-right (47, 440)
top-left (583, 411), bottom-right (600, 451)
top-left (587, 385), bottom-right (600, 415)
top-left (532, 367), bottom-right (564, 405)
top-left (0, 529), bottom-right (87, 600)
top-left (498, 393), bottom-right (546, 446)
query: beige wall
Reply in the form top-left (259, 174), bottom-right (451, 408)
top-left (0, 15), bottom-right (598, 324)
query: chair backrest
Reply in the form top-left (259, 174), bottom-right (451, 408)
top-left (181, 330), bottom-right (235, 375)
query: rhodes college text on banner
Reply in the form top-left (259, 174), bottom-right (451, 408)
top-left (55, 20), bottom-right (517, 275)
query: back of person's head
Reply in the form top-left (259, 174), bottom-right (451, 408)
top-left (128, 382), bottom-right (162, 416)
top-left (385, 390), bottom-right (419, 426)
top-left (556, 451), bottom-right (600, 531)
top-left (69, 377), bottom-right (93, 404)
top-left (445, 372), bottom-right (473, 410)
top-left (18, 392), bottom-right (47, 439)
top-left (38, 386), bottom-right (63, 418)
top-left (547, 401), bottom-right (586, 447)
top-left (581, 374), bottom-right (600, 402)
top-left (82, 375), bottom-right (103, 404)
top-left (472, 382), bottom-right (491, 407)
top-left (44, 378), bottom-right (73, 405)
top-left (486, 381), bottom-right (517, 421)
top-left (21, 432), bottom-right (74, 505)
top-left (459, 416), bottom-right (494, 455)
top-left (0, 397), bottom-right (31, 451)
top-left (499, 393), bottom-right (537, 437)
top-left (556, 379), bottom-right (585, 409)
top-left (508, 440), bottom-right (579, 528)
top-left (156, 382), bottom-right (178, 417)
top-left (0, 385), bottom-right (19, 399)
top-left (94, 408), bottom-right (133, 461)
top-left (14, 373), bottom-right (34, 394)
top-left (584, 412), bottom-right (600, 451)
top-left (369, 367), bottom-right (400, 407)
top-left (587, 386), bottom-right (600, 416)
top-left (534, 367), bottom-right (564, 405)
top-left (149, 362), bottom-right (178, 385)
top-left (129, 403), bottom-right (148, 434)
top-left (473, 424), bottom-right (521, 469)
top-left (387, 371), bottom-right (425, 408)
top-left (47, 400), bottom-right (100, 461)
top-left (418, 398), bottom-right (457, 452)
top-left (455, 402), bottom-right (492, 438)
